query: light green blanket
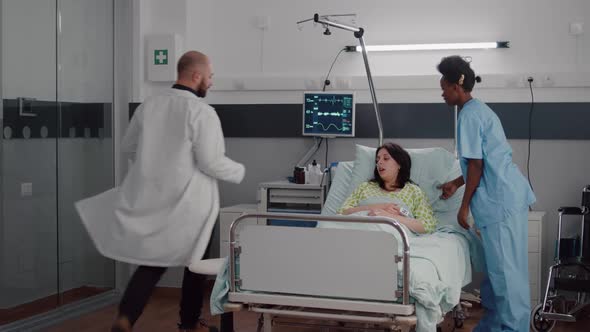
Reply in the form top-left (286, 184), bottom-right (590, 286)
top-left (407, 225), bottom-right (473, 332)
top-left (318, 219), bottom-right (474, 332)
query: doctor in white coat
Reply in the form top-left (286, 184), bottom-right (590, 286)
top-left (76, 51), bottom-right (244, 332)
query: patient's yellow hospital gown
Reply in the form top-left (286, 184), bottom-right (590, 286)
top-left (339, 181), bottom-right (438, 233)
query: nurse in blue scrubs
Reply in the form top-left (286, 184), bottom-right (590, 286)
top-left (437, 56), bottom-right (536, 332)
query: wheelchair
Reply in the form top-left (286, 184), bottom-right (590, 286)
top-left (531, 185), bottom-right (590, 332)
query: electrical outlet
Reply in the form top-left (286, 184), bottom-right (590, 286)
top-left (21, 182), bottom-right (32, 197)
top-left (521, 75), bottom-right (554, 88)
top-left (520, 75), bottom-right (537, 88)
top-left (541, 75), bottom-right (554, 87)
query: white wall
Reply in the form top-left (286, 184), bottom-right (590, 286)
top-left (187, 0), bottom-right (588, 75)
top-left (131, 0), bottom-right (590, 288)
top-left (189, 0), bottom-right (589, 103)
top-left (131, 0), bottom-right (590, 102)
top-left (132, 0), bottom-right (187, 102)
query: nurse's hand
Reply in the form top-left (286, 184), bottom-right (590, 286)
top-left (438, 181), bottom-right (458, 200)
top-left (457, 205), bottom-right (470, 229)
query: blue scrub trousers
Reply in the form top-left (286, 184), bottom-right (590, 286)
top-left (474, 208), bottom-right (530, 332)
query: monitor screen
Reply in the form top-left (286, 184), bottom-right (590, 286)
top-left (302, 92), bottom-right (355, 137)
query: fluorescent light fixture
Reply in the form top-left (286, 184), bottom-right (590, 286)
top-left (345, 41), bottom-right (509, 52)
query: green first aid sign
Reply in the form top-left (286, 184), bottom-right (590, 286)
top-left (154, 49), bottom-right (168, 65)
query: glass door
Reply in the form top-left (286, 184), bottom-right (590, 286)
top-left (0, 0), bottom-right (60, 324)
top-left (56, 0), bottom-right (115, 306)
top-left (0, 0), bottom-right (116, 325)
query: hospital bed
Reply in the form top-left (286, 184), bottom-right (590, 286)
top-left (211, 146), bottom-right (481, 332)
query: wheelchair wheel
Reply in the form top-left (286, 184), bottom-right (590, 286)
top-left (531, 302), bottom-right (557, 332)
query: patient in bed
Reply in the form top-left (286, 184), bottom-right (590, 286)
top-left (338, 142), bottom-right (438, 234)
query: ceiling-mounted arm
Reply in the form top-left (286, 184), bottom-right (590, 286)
top-left (314, 14), bottom-right (360, 33)
top-left (312, 14), bottom-right (383, 146)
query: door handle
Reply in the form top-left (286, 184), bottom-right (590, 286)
top-left (18, 97), bottom-right (37, 117)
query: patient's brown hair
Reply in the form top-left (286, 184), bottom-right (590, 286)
top-left (372, 142), bottom-right (412, 189)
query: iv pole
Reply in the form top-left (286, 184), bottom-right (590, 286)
top-left (302, 13), bottom-right (384, 146)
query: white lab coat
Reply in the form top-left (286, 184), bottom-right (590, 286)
top-left (75, 88), bottom-right (245, 267)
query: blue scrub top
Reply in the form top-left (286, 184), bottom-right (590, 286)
top-left (457, 99), bottom-right (536, 226)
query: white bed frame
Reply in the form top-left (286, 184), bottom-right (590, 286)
top-left (225, 212), bottom-right (417, 332)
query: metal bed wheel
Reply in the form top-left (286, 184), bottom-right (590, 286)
top-left (531, 302), bottom-right (557, 332)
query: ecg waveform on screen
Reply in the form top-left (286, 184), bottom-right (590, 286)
top-left (304, 94), bottom-right (354, 136)
top-left (304, 119), bottom-right (352, 132)
top-left (305, 96), bottom-right (353, 108)
top-left (314, 122), bottom-right (347, 132)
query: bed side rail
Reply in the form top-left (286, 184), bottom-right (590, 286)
top-left (229, 212), bottom-right (411, 305)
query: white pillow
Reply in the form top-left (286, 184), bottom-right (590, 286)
top-left (347, 144), bottom-right (464, 226)
top-left (321, 161), bottom-right (354, 216)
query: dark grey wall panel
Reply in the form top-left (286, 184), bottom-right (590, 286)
top-left (2, 99), bottom-right (111, 139)
top-left (215, 104), bottom-right (302, 137)
top-left (357, 103), bottom-right (455, 138)
top-left (491, 103), bottom-right (590, 140)
top-left (129, 102), bottom-right (590, 140)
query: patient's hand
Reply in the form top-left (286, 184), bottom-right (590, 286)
top-left (382, 204), bottom-right (402, 216)
top-left (368, 209), bottom-right (387, 217)
top-left (368, 207), bottom-right (401, 218)
top-left (369, 203), bottom-right (400, 212)
top-left (342, 203), bottom-right (400, 215)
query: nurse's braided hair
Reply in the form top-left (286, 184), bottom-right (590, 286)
top-left (437, 55), bottom-right (482, 92)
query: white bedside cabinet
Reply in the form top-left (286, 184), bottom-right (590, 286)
top-left (219, 204), bottom-right (258, 258)
top-left (258, 181), bottom-right (326, 226)
top-left (528, 211), bottom-right (545, 306)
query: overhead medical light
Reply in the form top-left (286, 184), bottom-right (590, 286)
top-left (345, 41), bottom-right (510, 52)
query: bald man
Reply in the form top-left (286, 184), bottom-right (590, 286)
top-left (75, 51), bottom-right (244, 332)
